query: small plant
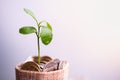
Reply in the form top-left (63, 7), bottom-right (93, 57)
top-left (19, 8), bottom-right (53, 64)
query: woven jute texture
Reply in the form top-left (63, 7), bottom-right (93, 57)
top-left (15, 62), bottom-right (69, 80)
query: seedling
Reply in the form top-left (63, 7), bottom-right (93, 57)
top-left (19, 8), bottom-right (53, 64)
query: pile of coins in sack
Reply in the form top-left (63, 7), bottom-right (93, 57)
top-left (21, 56), bottom-right (67, 72)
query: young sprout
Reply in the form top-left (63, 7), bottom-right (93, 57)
top-left (19, 8), bottom-right (53, 64)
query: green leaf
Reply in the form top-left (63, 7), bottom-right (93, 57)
top-left (19, 26), bottom-right (37, 34)
top-left (46, 22), bottom-right (52, 31)
top-left (40, 26), bottom-right (53, 45)
top-left (24, 8), bottom-right (37, 22)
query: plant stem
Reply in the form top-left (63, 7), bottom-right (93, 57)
top-left (37, 24), bottom-right (41, 64)
top-left (37, 36), bottom-right (40, 64)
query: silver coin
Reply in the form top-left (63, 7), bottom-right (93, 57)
top-left (43, 59), bottom-right (60, 72)
top-left (58, 61), bottom-right (67, 70)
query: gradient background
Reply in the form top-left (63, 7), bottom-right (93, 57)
top-left (0, 0), bottom-right (120, 80)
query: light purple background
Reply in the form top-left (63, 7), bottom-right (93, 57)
top-left (0, 0), bottom-right (120, 80)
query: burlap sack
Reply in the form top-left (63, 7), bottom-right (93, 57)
top-left (15, 62), bottom-right (69, 80)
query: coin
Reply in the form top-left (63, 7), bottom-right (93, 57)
top-left (41, 56), bottom-right (52, 63)
top-left (53, 58), bottom-right (60, 70)
top-left (21, 61), bottom-right (42, 72)
top-left (43, 59), bottom-right (60, 72)
top-left (32, 56), bottom-right (39, 63)
top-left (58, 61), bottom-right (67, 70)
top-left (43, 63), bottom-right (57, 72)
top-left (53, 58), bottom-right (60, 64)
top-left (39, 63), bottom-right (45, 69)
top-left (32, 56), bottom-right (52, 64)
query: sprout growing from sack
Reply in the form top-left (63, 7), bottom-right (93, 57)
top-left (19, 8), bottom-right (53, 64)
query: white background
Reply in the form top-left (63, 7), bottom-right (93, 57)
top-left (0, 0), bottom-right (120, 80)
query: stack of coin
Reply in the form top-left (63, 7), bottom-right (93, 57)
top-left (21, 56), bottom-right (68, 72)
top-left (43, 58), bottom-right (60, 72)
top-left (39, 56), bottom-right (53, 70)
top-left (21, 61), bottom-right (42, 72)
top-left (32, 56), bottom-right (52, 64)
